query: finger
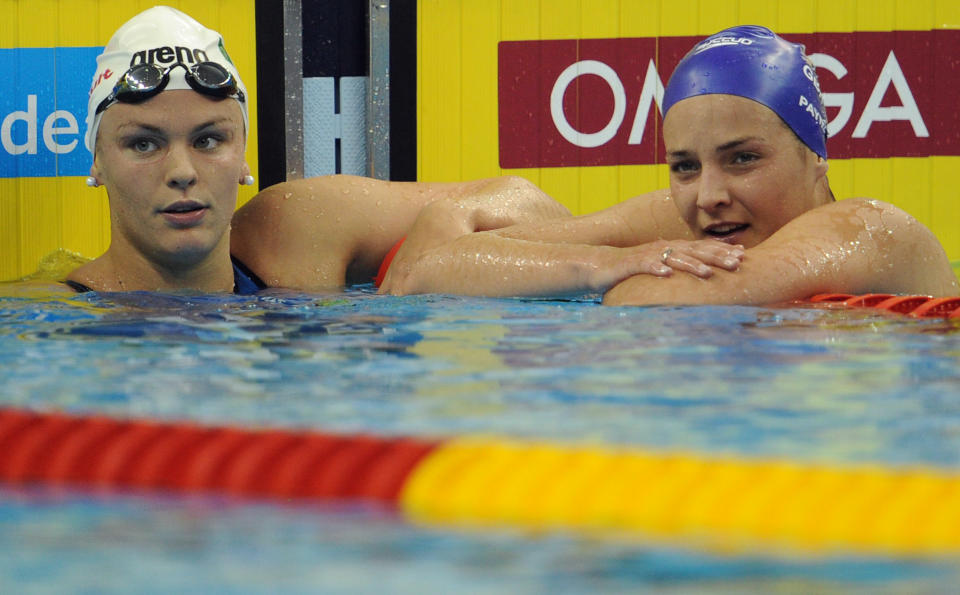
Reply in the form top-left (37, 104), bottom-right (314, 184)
top-left (689, 245), bottom-right (743, 270)
top-left (664, 252), bottom-right (714, 278)
top-left (645, 257), bottom-right (674, 277)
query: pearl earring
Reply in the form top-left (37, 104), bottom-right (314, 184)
top-left (86, 177), bottom-right (99, 188)
top-left (240, 175), bottom-right (255, 186)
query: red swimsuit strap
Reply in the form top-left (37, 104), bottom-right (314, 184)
top-left (373, 237), bottom-right (406, 288)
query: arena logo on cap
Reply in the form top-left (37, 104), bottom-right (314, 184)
top-left (130, 45), bottom-right (209, 66)
top-left (498, 30), bottom-right (960, 168)
top-left (90, 45), bottom-right (211, 97)
top-left (1, 46), bottom-right (101, 178)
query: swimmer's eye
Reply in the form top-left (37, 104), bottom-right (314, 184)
top-left (732, 152), bottom-right (760, 165)
top-left (193, 133), bottom-right (225, 151)
top-left (127, 137), bottom-right (161, 154)
top-left (669, 160), bottom-right (699, 174)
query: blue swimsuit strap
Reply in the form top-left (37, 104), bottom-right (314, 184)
top-left (231, 255), bottom-right (267, 294)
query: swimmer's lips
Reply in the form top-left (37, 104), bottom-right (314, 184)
top-left (704, 222), bottom-right (750, 243)
top-left (160, 200), bottom-right (209, 227)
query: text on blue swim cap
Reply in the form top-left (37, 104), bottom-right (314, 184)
top-left (0, 47), bottom-right (102, 178)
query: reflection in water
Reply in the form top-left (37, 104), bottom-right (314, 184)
top-left (1, 287), bottom-right (959, 591)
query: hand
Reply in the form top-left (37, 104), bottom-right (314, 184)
top-left (647, 239), bottom-right (744, 277)
top-left (590, 239), bottom-right (744, 292)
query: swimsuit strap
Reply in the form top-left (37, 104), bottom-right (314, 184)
top-left (231, 256), bottom-right (267, 294)
top-left (64, 260), bottom-right (266, 294)
top-left (374, 237), bottom-right (406, 288)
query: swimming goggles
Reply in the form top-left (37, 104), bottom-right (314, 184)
top-left (95, 62), bottom-right (245, 115)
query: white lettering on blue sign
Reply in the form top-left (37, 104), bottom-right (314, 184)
top-left (0, 46), bottom-right (102, 178)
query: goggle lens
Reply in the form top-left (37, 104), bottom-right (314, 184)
top-left (95, 62), bottom-right (243, 115)
top-left (113, 63), bottom-right (167, 103)
top-left (190, 62), bottom-right (232, 90)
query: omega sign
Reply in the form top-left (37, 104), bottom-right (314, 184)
top-left (498, 30), bottom-right (960, 168)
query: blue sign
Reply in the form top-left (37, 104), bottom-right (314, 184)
top-left (0, 46), bottom-right (102, 178)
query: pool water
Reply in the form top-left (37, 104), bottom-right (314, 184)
top-left (1, 286), bottom-right (959, 592)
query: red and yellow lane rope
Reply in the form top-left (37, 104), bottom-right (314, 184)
top-left (1, 408), bottom-right (959, 556)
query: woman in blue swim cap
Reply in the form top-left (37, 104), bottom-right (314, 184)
top-left (380, 26), bottom-right (956, 302)
top-left (605, 25), bottom-right (958, 304)
top-left (654, 24), bottom-right (834, 252)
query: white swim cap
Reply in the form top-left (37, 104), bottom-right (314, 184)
top-left (85, 5), bottom-right (248, 154)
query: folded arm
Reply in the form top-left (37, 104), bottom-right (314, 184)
top-left (380, 190), bottom-right (744, 297)
top-left (381, 176), bottom-right (573, 284)
top-left (603, 198), bottom-right (959, 306)
top-left (230, 174), bottom-right (570, 290)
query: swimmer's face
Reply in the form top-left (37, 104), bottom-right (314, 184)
top-left (664, 94), bottom-right (829, 248)
top-left (91, 90), bottom-right (249, 267)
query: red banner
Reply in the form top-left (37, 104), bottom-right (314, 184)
top-left (498, 31), bottom-right (960, 168)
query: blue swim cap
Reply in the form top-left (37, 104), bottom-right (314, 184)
top-left (662, 25), bottom-right (828, 159)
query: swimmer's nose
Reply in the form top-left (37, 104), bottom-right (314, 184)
top-left (695, 165), bottom-right (732, 212)
top-left (165, 145), bottom-right (198, 191)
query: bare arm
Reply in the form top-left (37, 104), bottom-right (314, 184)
top-left (383, 176), bottom-right (572, 283)
top-left (380, 190), bottom-right (744, 297)
top-left (603, 198), bottom-right (959, 306)
top-left (230, 174), bottom-right (569, 290)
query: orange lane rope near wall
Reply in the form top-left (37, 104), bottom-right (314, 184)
top-left (807, 294), bottom-right (960, 318)
top-left (2, 407), bottom-right (960, 556)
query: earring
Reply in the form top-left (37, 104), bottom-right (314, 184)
top-left (240, 175), bottom-right (255, 186)
top-left (86, 177), bottom-right (99, 187)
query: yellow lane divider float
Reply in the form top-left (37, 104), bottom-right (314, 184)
top-left (2, 408), bottom-right (959, 557)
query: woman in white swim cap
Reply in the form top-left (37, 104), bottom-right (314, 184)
top-left (66, 6), bottom-right (572, 293)
top-left (68, 6), bottom-right (256, 293)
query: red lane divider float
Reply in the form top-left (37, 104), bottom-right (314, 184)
top-left (0, 408), bottom-right (439, 504)
top-left (807, 294), bottom-right (960, 318)
top-left (6, 407), bottom-right (960, 555)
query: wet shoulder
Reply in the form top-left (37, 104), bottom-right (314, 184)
top-left (820, 197), bottom-right (926, 235)
top-left (824, 197), bottom-right (958, 294)
top-left (231, 177), bottom-right (356, 289)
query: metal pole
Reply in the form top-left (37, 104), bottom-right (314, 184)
top-left (368, 0), bottom-right (391, 180)
top-left (283, 0), bottom-right (305, 180)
